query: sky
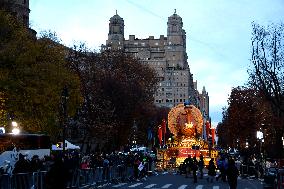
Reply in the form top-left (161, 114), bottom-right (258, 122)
top-left (29, 0), bottom-right (284, 126)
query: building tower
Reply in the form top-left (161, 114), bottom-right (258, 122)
top-left (102, 10), bottom-right (209, 117)
top-left (106, 10), bottom-right (125, 50)
top-left (1, 0), bottom-right (30, 27)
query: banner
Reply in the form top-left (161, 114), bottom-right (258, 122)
top-left (205, 121), bottom-right (210, 140)
top-left (177, 148), bottom-right (200, 158)
top-left (211, 128), bottom-right (215, 145)
top-left (161, 119), bottom-right (167, 135)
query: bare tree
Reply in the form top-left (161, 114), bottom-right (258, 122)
top-left (249, 22), bottom-right (284, 158)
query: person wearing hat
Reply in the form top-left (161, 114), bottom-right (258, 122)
top-left (13, 153), bottom-right (31, 174)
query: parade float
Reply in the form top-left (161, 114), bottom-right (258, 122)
top-left (156, 103), bottom-right (218, 169)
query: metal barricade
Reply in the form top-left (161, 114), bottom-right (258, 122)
top-left (240, 164), bottom-right (248, 177)
top-left (0, 165), bottom-right (140, 189)
top-left (80, 168), bottom-right (96, 187)
top-left (94, 167), bottom-right (104, 185)
top-left (12, 172), bottom-right (33, 189)
top-left (277, 169), bottom-right (284, 189)
top-left (66, 169), bottom-right (80, 189)
top-left (0, 174), bottom-right (12, 189)
top-left (32, 171), bottom-right (47, 189)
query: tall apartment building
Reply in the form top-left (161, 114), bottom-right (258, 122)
top-left (102, 11), bottom-right (210, 120)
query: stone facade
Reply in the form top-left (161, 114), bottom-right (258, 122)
top-left (1, 0), bottom-right (30, 27)
top-left (102, 11), bottom-right (210, 119)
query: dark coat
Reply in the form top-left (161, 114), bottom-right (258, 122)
top-left (45, 157), bottom-right (69, 189)
top-left (227, 160), bottom-right (239, 189)
top-left (208, 159), bottom-right (216, 176)
top-left (13, 154), bottom-right (31, 174)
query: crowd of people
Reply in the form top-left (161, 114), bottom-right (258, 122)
top-left (1, 149), bottom-right (279, 189)
top-left (179, 154), bottom-right (239, 189)
top-left (0, 150), bottom-right (155, 188)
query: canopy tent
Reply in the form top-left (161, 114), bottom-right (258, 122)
top-left (52, 140), bottom-right (80, 151)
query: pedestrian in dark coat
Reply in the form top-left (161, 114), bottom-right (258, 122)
top-left (198, 155), bottom-right (204, 179)
top-left (13, 153), bottom-right (31, 174)
top-left (192, 156), bottom-right (198, 183)
top-left (13, 153), bottom-right (32, 189)
top-left (184, 155), bottom-right (193, 178)
top-left (227, 159), bottom-right (239, 189)
top-left (45, 155), bottom-right (69, 189)
top-left (207, 158), bottom-right (216, 183)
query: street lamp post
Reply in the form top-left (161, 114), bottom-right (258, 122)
top-left (61, 85), bottom-right (69, 154)
top-left (11, 121), bottom-right (20, 135)
top-left (257, 130), bottom-right (264, 168)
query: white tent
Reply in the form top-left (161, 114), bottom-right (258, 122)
top-left (52, 140), bottom-right (80, 151)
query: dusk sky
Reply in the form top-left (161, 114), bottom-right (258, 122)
top-left (29, 0), bottom-right (284, 126)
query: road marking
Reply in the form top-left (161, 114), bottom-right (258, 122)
top-left (112, 183), bottom-right (127, 187)
top-left (178, 185), bottom-right (187, 189)
top-left (129, 183), bottom-right (143, 188)
top-left (196, 185), bottom-right (203, 189)
top-left (213, 186), bottom-right (219, 189)
top-left (144, 184), bottom-right (156, 188)
top-left (161, 184), bottom-right (172, 188)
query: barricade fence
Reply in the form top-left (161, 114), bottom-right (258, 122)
top-left (240, 164), bottom-right (265, 178)
top-left (0, 165), bottom-right (134, 189)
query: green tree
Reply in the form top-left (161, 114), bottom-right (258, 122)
top-left (0, 10), bottom-right (81, 141)
top-left (67, 47), bottom-right (159, 151)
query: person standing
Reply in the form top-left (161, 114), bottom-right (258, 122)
top-left (184, 155), bottom-right (193, 178)
top-left (13, 153), bottom-right (31, 174)
top-left (198, 155), bottom-right (204, 179)
top-left (227, 159), bottom-right (239, 189)
top-left (133, 155), bottom-right (141, 181)
top-left (192, 156), bottom-right (198, 183)
top-left (207, 158), bottom-right (216, 183)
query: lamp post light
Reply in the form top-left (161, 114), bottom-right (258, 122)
top-left (11, 121), bottom-right (20, 135)
top-left (257, 130), bottom-right (264, 166)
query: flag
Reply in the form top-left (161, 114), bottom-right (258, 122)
top-left (158, 125), bottom-right (162, 145)
top-left (161, 119), bottom-right (167, 135)
top-left (211, 128), bottom-right (215, 146)
top-left (205, 121), bottom-right (210, 140)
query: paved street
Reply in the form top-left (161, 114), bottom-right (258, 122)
top-left (101, 171), bottom-right (263, 189)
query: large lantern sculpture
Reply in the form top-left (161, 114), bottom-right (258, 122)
top-left (168, 103), bottom-right (203, 139)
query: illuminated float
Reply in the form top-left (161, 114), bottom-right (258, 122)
top-left (156, 102), bottom-right (218, 169)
